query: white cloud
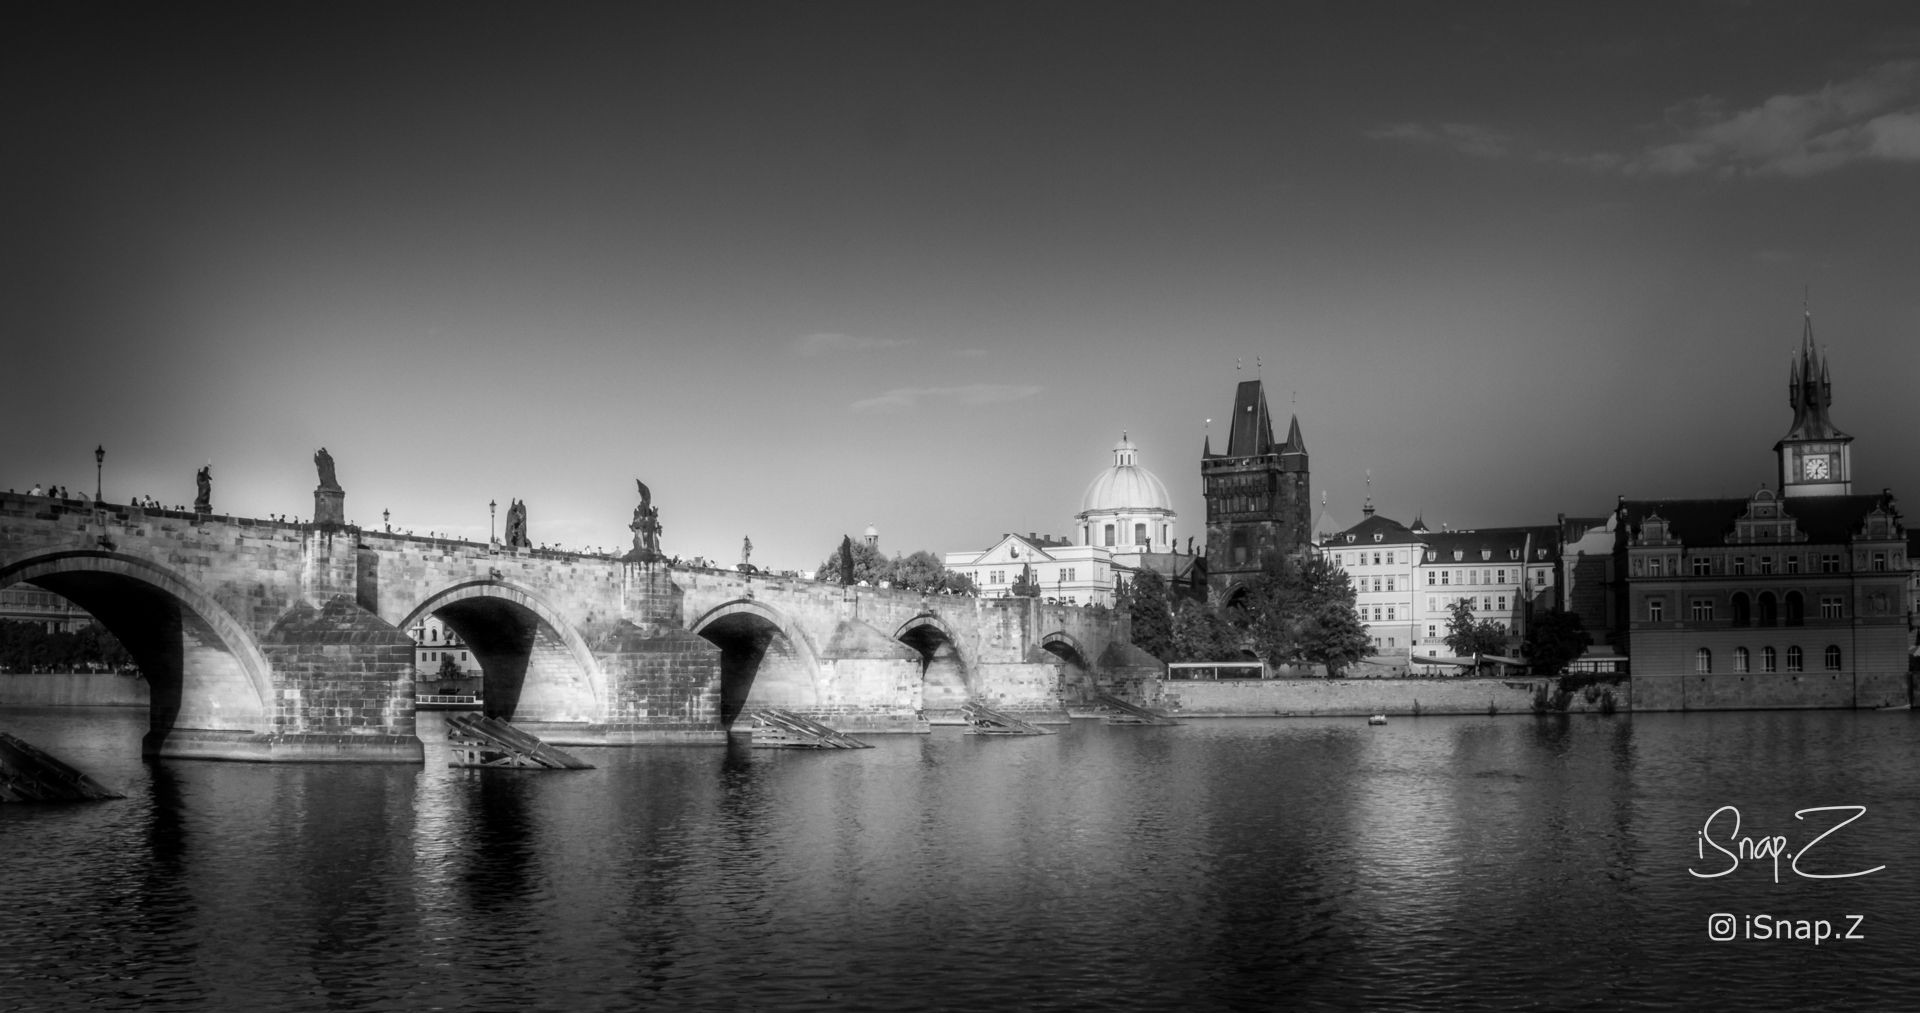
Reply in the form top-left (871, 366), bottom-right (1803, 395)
top-left (1365, 121), bottom-right (1511, 158)
top-left (850, 383), bottom-right (1043, 413)
top-left (792, 332), bottom-right (914, 356)
top-left (1624, 60), bottom-right (1920, 177)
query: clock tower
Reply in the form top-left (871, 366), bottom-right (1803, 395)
top-left (1774, 312), bottom-right (1852, 499)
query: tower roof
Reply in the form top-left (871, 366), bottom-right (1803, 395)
top-left (1781, 311), bottom-right (1848, 443)
top-left (1217, 379), bottom-right (1274, 457)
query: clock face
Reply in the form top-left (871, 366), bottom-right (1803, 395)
top-left (1803, 456), bottom-right (1831, 480)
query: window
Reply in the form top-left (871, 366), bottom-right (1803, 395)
top-left (1427, 624), bottom-right (1437, 638)
top-left (1497, 596), bottom-right (1507, 611)
top-left (1427, 571), bottom-right (1436, 586)
top-left (1696, 648), bottom-right (1712, 674)
top-left (1825, 645), bottom-right (1842, 671)
top-left (1648, 599), bottom-right (1664, 622)
top-left (1731, 593), bottom-right (1751, 627)
top-left (1373, 577), bottom-right (1383, 593)
top-left (1762, 646), bottom-right (1777, 672)
top-left (1690, 598), bottom-right (1715, 621)
top-left (1386, 578), bottom-right (1396, 592)
top-left (1134, 523), bottom-right (1147, 545)
top-left (1373, 552), bottom-right (1382, 565)
top-left (1733, 557), bottom-right (1747, 576)
top-left (1758, 592), bottom-right (1778, 627)
top-left (1103, 524), bottom-right (1115, 547)
top-left (1760, 556), bottom-right (1775, 575)
top-left (1387, 607), bottom-right (1396, 621)
top-left (1734, 647), bottom-right (1750, 673)
top-left (1820, 596), bottom-right (1843, 619)
top-left (1482, 596), bottom-right (1493, 611)
top-left (1441, 571), bottom-right (1450, 585)
top-left (1534, 570), bottom-right (1547, 586)
top-left (1786, 646), bottom-right (1803, 672)
top-left (1648, 557), bottom-right (1663, 577)
top-left (1873, 552), bottom-right (1887, 571)
top-left (1784, 591), bottom-right (1804, 626)
top-left (1692, 557), bottom-right (1711, 576)
top-left (1497, 568), bottom-right (1507, 584)
top-left (1786, 556), bottom-right (1801, 575)
top-left (1386, 552), bottom-right (1396, 565)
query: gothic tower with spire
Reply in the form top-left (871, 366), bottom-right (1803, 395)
top-left (1202, 378), bottom-right (1312, 594)
top-left (1775, 312), bottom-right (1852, 498)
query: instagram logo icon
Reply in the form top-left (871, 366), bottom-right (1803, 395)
top-left (1707, 913), bottom-right (1737, 941)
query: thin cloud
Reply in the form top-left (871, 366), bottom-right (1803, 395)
top-left (850, 383), bottom-right (1043, 413)
top-left (1623, 59), bottom-right (1920, 177)
top-left (1365, 121), bottom-right (1511, 158)
top-left (792, 332), bottom-right (914, 356)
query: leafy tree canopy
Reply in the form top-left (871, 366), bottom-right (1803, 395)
top-left (1522, 607), bottom-right (1592, 677)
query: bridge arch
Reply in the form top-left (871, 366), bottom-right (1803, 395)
top-left (689, 598), bottom-right (823, 727)
top-left (897, 612), bottom-right (971, 711)
top-left (0, 550), bottom-right (274, 747)
top-left (399, 580), bottom-right (604, 723)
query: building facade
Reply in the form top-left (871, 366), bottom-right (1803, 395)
top-left (1612, 320), bottom-right (1908, 691)
top-left (1320, 508), bottom-right (1423, 655)
top-left (1204, 379), bottom-right (1311, 599)
top-left (944, 532), bottom-right (1115, 605)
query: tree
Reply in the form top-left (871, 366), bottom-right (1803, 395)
top-left (1522, 607), bottom-right (1593, 678)
top-left (892, 550), bottom-right (946, 591)
top-left (1168, 597), bottom-right (1235, 662)
top-left (817, 538), bottom-right (892, 585)
top-left (1244, 554), bottom-right (1370, 676)
top-left (1444, 598), bottom-right (1509, 673)
top-left (436, 654), bottom-right (463, 680)
top-left (1125, 570), bottom-right (1174, 661)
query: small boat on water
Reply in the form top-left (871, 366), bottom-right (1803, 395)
top-left (1876, 702), bottom-right (1911, 711)
top-left (1367, 714), bottom-right (1387, 726)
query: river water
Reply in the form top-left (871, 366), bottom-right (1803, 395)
top-left (2, 707), bottom-right (1917, 1011)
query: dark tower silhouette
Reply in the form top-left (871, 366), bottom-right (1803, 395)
top-left (1774, 311), bottom-right (1852, 498)
top-left (1203, 379), bottom-right (1311, 596)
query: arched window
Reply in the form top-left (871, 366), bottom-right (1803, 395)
top-left (1758, 592), bottom-right (1778, 627)
top-left (1730, 592), bottom-right (1751, 627)
top-left (1762, 646), bottom-right (1777, 672)
top-left (1734, 647), bottom-right (1750, 673)
top-left (1786, 645), bottom-right (1803, 672)
top-left (1695, 648), bottom-right (1712, 674)
top-left (1784, 591), bottom-right (1804, 627)
top-left (1825, 645), bottom-right (1842, 671)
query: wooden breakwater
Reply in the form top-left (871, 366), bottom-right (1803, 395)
top-left (0, 732), bottom-right (123, 802)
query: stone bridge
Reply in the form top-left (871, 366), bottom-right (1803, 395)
top-left (0, 493), bottom-right (1158, 762)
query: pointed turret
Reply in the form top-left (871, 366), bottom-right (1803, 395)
top-left (1775, 309), bottom-right (1852, 498)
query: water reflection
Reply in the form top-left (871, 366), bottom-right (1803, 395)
top-left (4, 708), bottom-right (1920, 1010)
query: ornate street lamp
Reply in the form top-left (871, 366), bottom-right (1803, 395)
top-left (489, 499), bottom-right (497, 546)
top-left (94, 445), bottom-right (104, 504)
top-left (383, 508), bottom-right (391, 532)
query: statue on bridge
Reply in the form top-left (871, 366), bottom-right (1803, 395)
top-left (312, 448), bottom-right (345, 529)
top-left (194, 464), bottom-right (212, 514)
top-left (313, 448), bottom-right (340, 491)
top-left (505, 499), bottom-right (531, 550)
top-left (626, 479), bottom-right (663, 562)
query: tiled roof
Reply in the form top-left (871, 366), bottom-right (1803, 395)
top-left (1622, 494), bottom-right (1895, 546)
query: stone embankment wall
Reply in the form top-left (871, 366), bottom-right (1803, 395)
top-left (1154, 676), bottom-right (1627, 717)
top-left (1630, 670), bottom-right (1909, 711)
top-left (0, 673), bottom-right (151, 708)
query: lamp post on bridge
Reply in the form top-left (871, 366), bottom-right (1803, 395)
top-left (94, 445), bottom-right (104, 504)
top-left (489, 499), bottom-right (497, 548)
top-left (383, 508), bottom-right (390, 533)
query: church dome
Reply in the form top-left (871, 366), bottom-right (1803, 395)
top-left (1079, 433), bottom-right (1174, 515)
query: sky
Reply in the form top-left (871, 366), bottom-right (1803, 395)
top-left (6, 2), bottom-right (1919, 572)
